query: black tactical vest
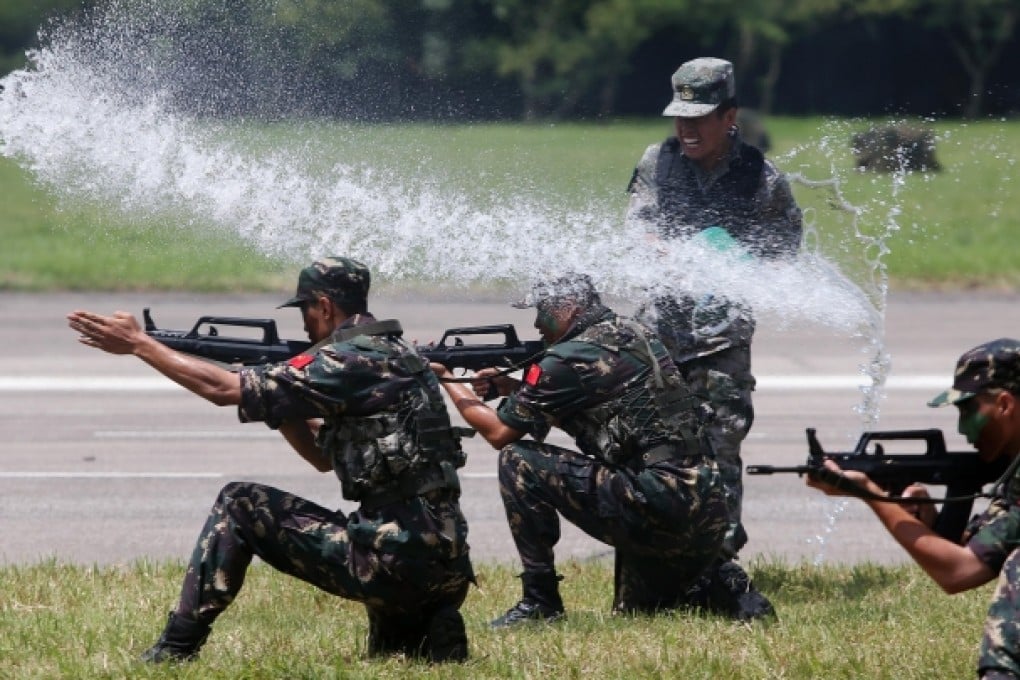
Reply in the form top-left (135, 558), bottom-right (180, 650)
top-left (315, 327), bottom-right (466, 509)
top-left (654, 137), bottom-right (768, 254)
top-left (550, 319), bottom-right (704, 468)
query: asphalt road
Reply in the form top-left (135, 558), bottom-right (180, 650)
top-left (1, 290), bottom-right (1017, 569)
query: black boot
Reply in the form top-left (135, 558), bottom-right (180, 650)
top-left (490, 571), bottom-right (566, 628)
top-left (705, 560), bottom-right (776, 622)
top-left (425, 606), bottom-right (469, 662)
top-left (140, 612), bottom-right (211, 663)
top-left (366, 609), bottom-right (422, 658)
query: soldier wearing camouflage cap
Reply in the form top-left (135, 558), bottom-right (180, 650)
top-left (278, 256), bottom-right (371, 309)
top-left (432, 273), bottom-right (729, 626)
top-left (625, 56), bottom-right (803, 620)
top-left (67, 256), bottom-right (474, 664)
top-left (808, 338), bottom-right (1020, 680)
top-left (928, 338), bottom-right (1020, 408)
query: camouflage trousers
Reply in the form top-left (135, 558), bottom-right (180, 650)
top-left (680, 346), bottom-right (755, 557)
top-left (979, 548), bottom-right (1020, 679)
top-left (175, 482), bottom-right (471, 636)
top-left (498, 440), bottom-right (727, 612)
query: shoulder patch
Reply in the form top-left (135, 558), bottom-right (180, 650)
top-left (288, 354), bottom-right (315, 370)
top-left (524, 363), bottom-right (542, 386)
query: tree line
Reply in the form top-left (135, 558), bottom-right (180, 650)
top-left (1, 0), bottom-right (1017, 120)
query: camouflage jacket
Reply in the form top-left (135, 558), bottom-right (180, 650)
top-left (237, 313), bottom-right (469, 561)
top-left (497, 307), bottom-right (708, 468)
top-left (965, 474), bottom-right (1020, 573)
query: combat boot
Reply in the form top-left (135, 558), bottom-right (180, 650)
top-left (705, 560), bottom-right (777, 622)
top-left (490, 571), bottom-right (566, 628)
top-left (425, 605), bottom-right (469, 662)
top-left (139, 612), bottom-right (211, 663)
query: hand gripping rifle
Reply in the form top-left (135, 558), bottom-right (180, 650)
top-left (142, 308), bottom-right (543, 379)
top-left (746, 428), bottom-right (1011, 542)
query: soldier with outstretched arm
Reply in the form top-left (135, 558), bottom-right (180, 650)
top-left (67, 257), bottom-right (474, 663)
top-left (431, 273), bottom-right (729, 626)
top-left (806, 339), bottom-right (1020, 680)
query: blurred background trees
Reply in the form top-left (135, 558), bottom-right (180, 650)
top-left (1, 0), bottom-right (1017, 120)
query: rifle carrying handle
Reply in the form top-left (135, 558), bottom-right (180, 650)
top-left (437, 325), bottom-right (522, 348)
top-left (190, 316), bottom-right (282, 345)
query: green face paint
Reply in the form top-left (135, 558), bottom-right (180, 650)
top-left (535, 306), bottom-right (564, 344)
top-left (958, 409), bottom-right (989, 446)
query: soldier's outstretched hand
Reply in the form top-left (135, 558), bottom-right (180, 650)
top-left (68, 310), bottom-right (143, 355)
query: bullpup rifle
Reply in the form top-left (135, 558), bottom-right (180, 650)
top-left (142, 308), bottom-right (543, 374)
top-left (747, 428), bottom-right (1010, 542)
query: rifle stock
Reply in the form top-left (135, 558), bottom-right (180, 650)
top-left (143, 309), bottom-right (543, 374)
top-left (747, 428), bottom-right (1009, 542)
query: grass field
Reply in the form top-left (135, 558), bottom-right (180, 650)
top-left (2, 116), bottom-right (1019, 292)
top-left (0, 559), bottom-right (995, 679)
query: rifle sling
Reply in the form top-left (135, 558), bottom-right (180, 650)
top-left (811, 466), bottom-right (986, 505)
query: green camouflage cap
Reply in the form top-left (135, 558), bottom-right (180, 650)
top-left (512, 272), bottom-right (601, 309)
top-left (278, 256), bottom-right (371, 308)
top-left (928, 338), bottom-right (1020, 407)
top-left (662, 57), bottom-right (736, 118)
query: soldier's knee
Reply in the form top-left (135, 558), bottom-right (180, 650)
top-left (499, 441), bottom-right (537, 469)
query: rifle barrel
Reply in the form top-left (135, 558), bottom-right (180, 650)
top-left (746, 465), bottom-right (812, 475)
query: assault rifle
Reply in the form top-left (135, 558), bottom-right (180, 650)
top-left (747, 428), bottom-right (1010, 542)
top-left (142, 308), bottom-right (543, 373)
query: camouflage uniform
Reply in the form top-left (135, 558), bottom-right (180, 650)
top-left (964, 497), bottom-right (1020, 679)
top-left (930, 339), bottom-right (1020, 679)
top-left (176, 312), bottom-right (474, 657)
top-left (627, 58), bottom-right (802, 556)
top-left (496, 305), bottom-right (728, 612)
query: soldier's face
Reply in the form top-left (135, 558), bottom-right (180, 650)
top-left (674, 107), bottom-right (737, 169)
top-left (534, 301), bottom-right (578, 345)
top-left (299, 297), bottom-right (334, 343)
top-left (957, 390), bottom-right (1019, 461)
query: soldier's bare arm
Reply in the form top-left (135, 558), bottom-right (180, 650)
top-left (807, 459), bottom-right (995, 593)
top-left (432, 363), bottom-right (523, 450)
top-left (68, 309), bottom-right (241, 406)
top-left (279, 420), bottom-right (332, 472)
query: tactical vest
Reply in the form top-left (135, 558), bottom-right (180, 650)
top-left (654, 137), bottom-right (766, 251)
top-left (550, 318), bottom-right (704, 468)
top-left (314, 324), bottom-right (467, 510)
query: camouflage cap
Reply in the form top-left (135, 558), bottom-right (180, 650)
top-left (278, 256), bottom-right (371, 308)
top-left (928, 338), bottom-right (1020, 407)
top-left (512, 272), bottom-right (601, 309)
top-left (662, 57), bottom-right (736, 118)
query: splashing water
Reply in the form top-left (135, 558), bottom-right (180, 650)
top-left (0, 0), bottom-right (878, 335)
top-left (0, 0), bottom-right (925, 564)
top-left (780, 138), bottom-right (910, 562)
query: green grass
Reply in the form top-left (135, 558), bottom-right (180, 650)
top-left (0, 158), bottom-right (293, 292)
top-left (0, 559), bottom-right (992, 678)
top-left (2, 116), bottom-right (1019, 291)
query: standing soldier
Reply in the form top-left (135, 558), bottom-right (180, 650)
top-left (67, 257), bottom-right (474, 663)
top-left (431, 274), bottom-right (728, 624)
top-left (627, 56), bottom-right (803, 620)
